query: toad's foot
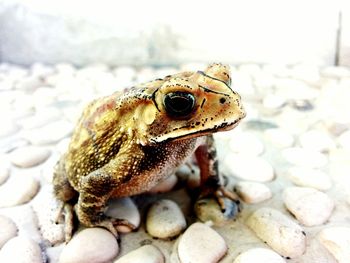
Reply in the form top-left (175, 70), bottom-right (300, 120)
top-left (54, 202), bottom-right (74, 243)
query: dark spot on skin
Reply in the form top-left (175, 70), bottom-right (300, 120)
top-left (220, 97), bottom-right (226, 104)
top-left (196, 122), bottom-right (200, 125)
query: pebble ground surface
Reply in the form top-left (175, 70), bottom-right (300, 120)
top-left (0, 62), bottom-right (350, 263)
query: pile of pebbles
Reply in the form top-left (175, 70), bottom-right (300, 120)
top-left (0, 62), bottom-right (350, 263)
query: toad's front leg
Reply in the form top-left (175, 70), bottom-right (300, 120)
top-left (195, 135), bottom-right (240, 212)
top-left (76, 156), bottom-right (138, 238)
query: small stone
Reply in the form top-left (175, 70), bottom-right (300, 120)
top-left (0, 216), bottom-right (17, 248)
top-left (225, 154), bottom-right (274, 182)
top-left (321, 66), bottom-right (350, 78)
top-left (14, 76), bottom-right (42, 91)
top-left (262, 94), bottom-right (286, 110)
top-left (299, 130), bottom-right (335, 152)
top-left (287, 167), bottom-right (332, 191)
top-left (282, 147), bottom-right (328, 168)
top-left (114, 245), bottom-right (164, 263)
top-left (229, 132), bottom-right (264, 156)
top-left (10, 146), bottom-right (51, 168)
top-left (319, 227), bottom-right (350, 263)
top-left (59, 228), bottom-right (119, 263)
top-left (178, 222), bottom-right (227, 263)
top-left (338, 130), bottom-right (350, 151)
top-left (246, 207), bottom-right (306, 258)
top-left (146, 199), bottom-right (186, 239)
top-left (106, 197), bottom-right (141, 233)
top-left (235, 182), bottom-right (272, 204)
top-left (0, 236), bottom-right (43, 263)
top-left (0, 174), bottom-right (39, 207)
top-left (148, 174), bottom-right (178, 194)
top-left (233, 248), bottom-right (286, 263)
top-left (0, 163), bottom-right (10, 185)
top-left (264, 128), bottom-right (294, 148)
top-left (283, 187), bottom-right (334, 226)
top-left (0, 120), bottom-right (19, 138)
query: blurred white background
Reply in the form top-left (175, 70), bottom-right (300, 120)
top-left (0, 0), bottom-right (349, 66)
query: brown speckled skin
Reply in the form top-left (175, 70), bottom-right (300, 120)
top-left (53, 63), bottom-right (246, 238)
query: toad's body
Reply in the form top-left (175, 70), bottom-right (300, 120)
top-left (53, 63), bottom-right (245, 239)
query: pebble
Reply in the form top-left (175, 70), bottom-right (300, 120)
top-left (59, 228), bottom-right (119, 263)
top-left (146, 199), bottom-right (186, 239)
top-left (0, 236), bottom-right (43, 263)
top-left (10, 146), bottom-right (51, 168)
top-left (235, 182), bottom-right (272, 204)
top-left (178, 222), bottom-right (227, 263)
top-left (0, 163), bottom-right (10, 185)
top-left (264, 128), bottom-right (294, 148)
top-left (0, 120), bottom-right (19, 138)
top-left (106, 197), bottom-right (141, 233)
top-left (283, 187), bottom-right (334, 226)
top-left (0, 216), bottom-right (17, 248)
top-left (148, 174), bottom-right (178, 194)
top-left (246, 207), bottom-right (306, 258)
top-left (233, 248), bottom-right (286, 263)
top-left (225, 154), bottom-right (274, 182)
top-left (114, 245), bottom-right (164, 263)
top-left (282, 147), bottom-right (328, 168)
top-left (262, 94), bottom-right (286, 110)
top-left (338, 130), bottom-right (350, 151)
top-left (0, 174), bottom-right (39, 207)
top-left (229, 132), bottom-right (264, 156)
top-left (287, 167), bottom-right (332, 191)
top-left (318, 227), bottom-right (350, 263)
top-left (321, 66), bottom-right (350, 78)
top-left (299, 130), bottom-right (335, 152)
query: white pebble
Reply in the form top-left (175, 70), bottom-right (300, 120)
top-left (0, 216), bottom-right (17, 248)
top-left (246, 207), bottom-right (306, 258)
top-left (287, 167), bottom-right (332, 191)
top-left (282, 147), bottom-right (328, 168)
top-left (233, 248), bottom-right (286, 263)
top-left (148, 174), bottom-right (178, 194)
top-left (264, 128), bottom-right (294, 148)
top-left (225, 154), bottom-right (274, 182)
top-left (262, 94), bottom-right (286, 110)
top-left (338, 130), bottom-right (350, 151)
top-left (146, 199), bottom-right (186, 239)
top-left (0, 236), bottom-right (43, 263)
top-left (106, 197), bottom-right (140, 233)
top-left (178, 222), bottom-right (227, 263)
top-left (283, 187), bottom-right (334, 226)
top-left (10, 146), bottom-right (51, 168)
top-left (321, 66), bottom-right (350, 78)
top-left (318, 227), bottom-right (350, 263)
top-left (299, 130), bottom-right (335, 152)
top-left (114, 245), bottom-right (164, 263)
top-left (229, 132), bottom-right (264, 156)
top-left (0, 163), bottom-right (10, 185)
top-left (235, 182), bottom-right (272, 204)
top-left (59, 228), bottom-right (119, 263)
top-left (0, 174), bottom-right (39, 207)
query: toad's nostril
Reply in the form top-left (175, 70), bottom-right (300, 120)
top-left (219, 98), bottom-right (226, 104)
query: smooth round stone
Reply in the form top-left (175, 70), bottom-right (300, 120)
top-left (283, 187), bottom-right (334, 226)
top-left (233, 248), bottom-right (286, 263)
top-left (148, 174), bottom-right (178, 194)
top-left (246, 207), bottom-right (306, 258)
top-left (178, 222), bottom-right (227, 263)
top-left (318, 227), bottom-right (350, 263)
top-left (321, 66), bottom-right (350, 78)
top-left (235, 182), bottom-right (272, 204)
top-left (264, 128), bottom-right (294, 148)
top-left (114, 245), bottom-right (164, 263)
top-left (59, 228), bottom-right (119, 263)
top-left (229, 132), bottom-right (264, 156)
top-left (338, 130), bottom-right (350, 151)
top-left (0, 216), bottom-right (17, 248)
top-left (287, 167), bottom-right (332, 191)
top-left (299, 130), bottom-right (335, 152)
top-left (146, 199), bottom-right (186, 239)
top-left (262, 94), bottom-right (286, 110)
top-left (0, 237), bottom-right (43, 263)
top-left (0, 120), bottom-right (19, 138)
top-left (282, 147), bottom-right (328, 168)
top-left (10, 146), bottom-right (51, 168)
top-left (0, 174), bottom-right (39, 207)
top-left (106, 197), bottom-right (140, 233)
top-left (225, 154), bottom-right (274, 182)
top-left (0, 163), bottom-right (10, 185)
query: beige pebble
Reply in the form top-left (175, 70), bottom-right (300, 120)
top-left (287, 167), bottom-right (332, 191)
top-left (0, 215), bottom-right (17, 248)
top-left (0, 236), bottom-right (43, 263)
top-left (246, 207), bottom-right (306, 258)
top-left (178, 222), bottom-right (227, 263)
top-left (233, 248), bottom-right (286, 263)
top-left (235, 181), bottom-right (272, 204)
top-left (282, 147), bottom-right (328, 168)
top-left (114, 245), bottom-right (164, 263)
top-left (59, 228), bottom-right (119, 263)
top-left (148, 174), bottom-right (178, 194)
top-left (10, 146), bottom-right (51, 168)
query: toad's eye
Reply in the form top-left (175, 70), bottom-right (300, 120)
top-left (164, 91), bottom-right (196, 117)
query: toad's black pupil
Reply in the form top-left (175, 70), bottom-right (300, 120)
top-left (164, 92), bottom-right (195, 117)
